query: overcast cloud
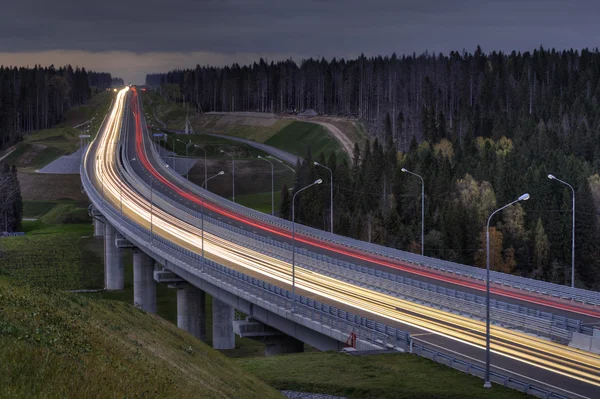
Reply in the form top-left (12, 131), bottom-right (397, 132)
top-left (1, 0), bottom-right (599, 83)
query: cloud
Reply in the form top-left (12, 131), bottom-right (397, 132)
top-left (1, 1), bottom-right (599, 81)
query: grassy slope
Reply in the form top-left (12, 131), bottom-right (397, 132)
top-left (4, 92), bottom-right (114, 172)
top-left (0, 276), bottom-right (281, 399)
top-left (0, 207), bottom-right (103, 290)
top-left (237, 352), bottom-right (525, 399)
top-left (266, 121), bottom-right (347, 162)
top-left (143, 91), bottom-right (356, 162)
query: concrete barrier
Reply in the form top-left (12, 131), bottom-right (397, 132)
top-left (569, 332), bottom-right (592, 351)
top-left (591, 337), bottom-right (600, 354)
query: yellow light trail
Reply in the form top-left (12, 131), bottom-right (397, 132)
top-left (86, 88), bottom-right (600, 388)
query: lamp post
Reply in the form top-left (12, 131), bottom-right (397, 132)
top-left (484, 193), bottom-right (530, 389)
top-left (314, 161), bottom-right (333, 233)
top-left (201, 171), bottom-right (225, 270)
top-left (402, 168), bottom-right (425, 256)
top-left (548, 174), bottom-right (575, 288)
top-left (258, 156), bottom-right (275, 216)
top-left (194, 145), bottom-right (208, 189)
top-left (176, 138), bottom-right (194, 179)
top-left (169, 135), bottom-right (177, 169)
top-left (291, 179), bottom-right (323, 312)
top-left (221, 150), bottom-right (235, 202)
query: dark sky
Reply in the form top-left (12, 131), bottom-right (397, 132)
top-left (1, 0), bottom-right (599, 83)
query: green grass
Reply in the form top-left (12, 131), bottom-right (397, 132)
top-left (61, 91), bottom-right (115, 134)
top-left (39, 202), bottom-right (90, 225)
top-left (3, 92), bottom-right (114, 171)
top-left (0, 276), bottom-right (281, 399)
top-left (162, 132), bottom-right (270, 159)
top-left (22, 201), bottom-right (59, 219)
top-left (0, 202), bottom-right (101, 290)
top-left (92, 261), bottom-right (267, 358)
top-left (237, 352), bottom-right (526, 399)
top-left (236, 191), bottom-right (282, 215)
top-left (0, 225), bottom-right (103, 290)
top-left (266, 121), bottom-right (346, 162)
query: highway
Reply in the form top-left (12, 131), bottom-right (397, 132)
top-left (86, 87), bottom-right (600, 398)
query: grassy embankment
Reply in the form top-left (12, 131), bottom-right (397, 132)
top-left (142, 90), bottom-right (356, 211)
top-left (2, 92), bottom-right (116, 205)
top-left (0, 274), bottom-right (281, 398)
top-left (238, 352), bottom-right (525, 399)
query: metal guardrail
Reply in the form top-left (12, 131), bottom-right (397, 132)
top-left (82, 147), bottom-right (409, 352)
top-left (206, 219), bottom-right (569, 341)
top-left (118, 158), bottom-right (585, 343)
top-left (147, 128), bottom-right (600, 308)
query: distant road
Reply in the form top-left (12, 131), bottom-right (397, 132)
top-left (163, 129), bottom-right (302, 165)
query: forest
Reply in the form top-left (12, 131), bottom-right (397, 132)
top-left (0, 163), bottom-right (22, 233)
top-left (149, 47), bottom-right (600, 290)
top-left (0, 65), bottom-right (123, 151)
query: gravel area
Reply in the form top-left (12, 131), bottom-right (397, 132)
top-left (37, 148), bottom-right (84, 174)
top-left (281, 391), bottom-right (347, 399)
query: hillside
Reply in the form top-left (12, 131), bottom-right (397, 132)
top-left (0, 276), bottom-right (281, 399)
top-left (143, 91), bottom-right (364, 162)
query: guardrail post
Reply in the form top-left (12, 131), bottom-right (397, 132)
top-left (133, 249), bottom-right (156, 313)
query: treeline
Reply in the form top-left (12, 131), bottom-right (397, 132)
top-left (0, 65), bottom-right (121, 151)
top-left (283, 123), bottom-right (600, 289)
top-left (146, 47), bottom-right (600, 149)
top-left (0, 164), bottom-right (22, 233)
top-left (88, 72), bottom-right (124, 89)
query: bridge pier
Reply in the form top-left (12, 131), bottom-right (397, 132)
top-left (177, 284), bottom-right (207, 342)
top-left (104, 222), bottom-right (124, 290)
top-left (212, 298), bottom-right (235, 350)
top-left (133, 249), bottom-right (156, 313)
top-left (93, 217), bottom-right (104, 237)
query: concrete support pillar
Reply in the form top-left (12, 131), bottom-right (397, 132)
top-left (264, 336), bottom-right (304, 356)
top-left (93, 218), bottom-right (104, 237)
top-left (104, 222), bottom-right (124, 290)
top-left (177, 284), bottom-right (206, 341)
top-left (133, 250), bottom-right (156, 313)
top-left (212, 297), bottom-right (235, 350)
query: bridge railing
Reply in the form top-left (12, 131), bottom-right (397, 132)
top-left (82, 148), bottom-right (410, 352)
top-left (119, 155), bottom-right (584, 343)
top-left (144, 123), bottom-right (600, 308)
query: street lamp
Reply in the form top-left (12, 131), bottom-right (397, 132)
top-left (221, 150), bottom-right (235, 202)
top-left (484, 193), bottom-right (530, 389)
top-left (201, 171), bottom-right (225, 270)
top-left (314, 161), bottom-right (334, 234)
top-left (169, 135), bottom-right (177, 169)
top-left (548, 174), bottom-right (576, 288)
top-left (402, 168), bottom-right (425, 256)
top-left (291, 179), bottom-right (323, 312)
top-left (194, 145), bottom-right (207, 189)
top-left (258, 156), bottom-right (275, 216)
top-left (176, 138), bottom-right (194, 179)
